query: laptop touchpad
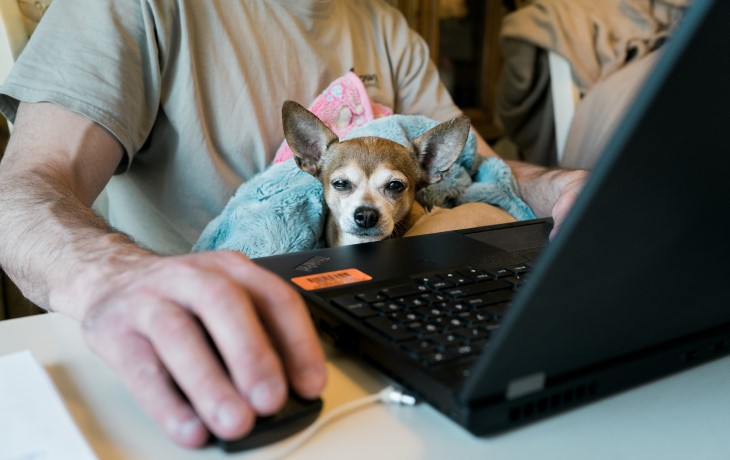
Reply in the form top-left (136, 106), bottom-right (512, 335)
top-left (464, 221), bottom-right (552, 252)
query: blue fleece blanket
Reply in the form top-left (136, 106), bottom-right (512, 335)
top-left (193, 115), bottom-right (535, 257)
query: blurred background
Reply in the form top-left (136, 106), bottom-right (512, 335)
top-left (385, 0), bottom-right (526, 159)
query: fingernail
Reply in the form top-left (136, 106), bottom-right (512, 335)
top-left (169, 416), bottom-right (204, 444)
top-left (215, 400), bottom-right (244, 431)
top-left (179, 418), bottom-right (203, 439)
top-left (299, 366), bottom-right (326, 393)
top-left (250, 378), bottom-right (286, 413)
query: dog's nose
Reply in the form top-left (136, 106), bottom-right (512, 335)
top-left (354, 206), bottom-right (379, 228)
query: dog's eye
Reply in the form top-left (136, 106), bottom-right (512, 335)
top-left (332, 180), bottom-right (351, 191)
top-left (386, 180), bottom-right (406, 192)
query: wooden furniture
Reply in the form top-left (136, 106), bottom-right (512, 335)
top-left (387, 0), bottom-right (518, 141)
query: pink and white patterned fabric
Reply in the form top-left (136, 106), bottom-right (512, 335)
top-left (273, 71), bottom-right (393, 163)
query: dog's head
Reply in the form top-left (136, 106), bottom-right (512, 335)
top-left (282, 100), bottom-right (470, 246)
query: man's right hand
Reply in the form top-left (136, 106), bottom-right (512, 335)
top-left (80, 250), bottom-right (327, 447)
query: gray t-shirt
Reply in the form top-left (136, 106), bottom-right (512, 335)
top-left (0, 0), bottom-right (461, 254)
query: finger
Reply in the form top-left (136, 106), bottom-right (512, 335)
top-left (550, 190), bottom-right (579, 239)
top-left (84, 327), bottom-right (209, 447)
top-left (138, 301), bottom-right (257, 440)
top-left (149, 258), bottom-right (290, 415)
top-left (222, 255), bottom-right (327, 399)
top-left (187, 275), bottom-right (289, 416)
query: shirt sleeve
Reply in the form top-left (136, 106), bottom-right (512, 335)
top-left (0, 0), bottom-right (162, 166)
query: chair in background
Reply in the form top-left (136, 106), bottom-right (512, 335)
top-left (0, 0), bottom-right (50, 136)
top-left (496, 0), bottom-right (684, 169)
top-left (0, 0), bottom-right (49, 88)
top-left (547, 51), bottom-right (580, 165)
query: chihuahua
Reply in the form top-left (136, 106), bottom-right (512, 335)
top-left (281, 100), bottom-right (470, 247)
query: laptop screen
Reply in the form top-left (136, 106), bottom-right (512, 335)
top-left (462, 0), bottom-right (730, 402)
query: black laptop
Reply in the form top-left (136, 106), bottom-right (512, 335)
top-left (254, 0), bottom-right (730, 436)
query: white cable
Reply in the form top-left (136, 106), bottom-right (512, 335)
top-left (267, 385), bottom-right (417, 460)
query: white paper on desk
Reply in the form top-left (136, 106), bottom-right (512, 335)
top-left (0, 350), bottom-right (97, 460)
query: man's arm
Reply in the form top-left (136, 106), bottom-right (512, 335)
top-left (505, 160), bottom-right (588, 236)
top-left (473, 128), bottom-right (589, 236)
top-left (0, 102), bottom-right (327, 447)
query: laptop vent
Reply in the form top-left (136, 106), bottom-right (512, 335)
top-left (507, 381), bottom-right (598, 424)
top-left (679, 337), bottom-right (729, 363)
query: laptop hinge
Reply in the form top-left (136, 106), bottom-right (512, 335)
top-left (506, 372), bottom-right (546, 400)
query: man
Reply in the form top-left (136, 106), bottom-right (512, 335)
top-left (0, 0), bottom-right (586, 448)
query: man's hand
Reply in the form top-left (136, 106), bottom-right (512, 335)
top-left (81, 250), bottom-right (326, 447)
top-left (506, 161), bottom-right (589, 237)
top-left (473, 129), bottom-right (589, 236)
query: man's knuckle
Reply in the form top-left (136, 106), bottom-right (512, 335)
top-left (130, 359), bottom-right (167, 385)
top-left (152, 309), bottom-right (196, 341)
top-left (236, 344), bottom-right (276, 371)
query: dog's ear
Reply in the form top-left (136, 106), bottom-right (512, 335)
top-left (412, 115), bottom-right (471, 184)
top-left (282, 100), bottom-right (339, 177)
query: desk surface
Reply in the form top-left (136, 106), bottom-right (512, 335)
top-left (1, 313), bottom-right (730, 459)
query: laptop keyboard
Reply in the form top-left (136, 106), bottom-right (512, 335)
top-left (329, 263), bottom-right (531, 369)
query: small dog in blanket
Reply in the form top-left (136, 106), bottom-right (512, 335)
top-left (281, 100), bottom-right (470, 247)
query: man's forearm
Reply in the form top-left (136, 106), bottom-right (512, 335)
top-left (471, 128), bottom-right (588, 226)
top-left (0, 103), bottom-right (151, 320)
top-left (0, 166), bottom-right (153, 319)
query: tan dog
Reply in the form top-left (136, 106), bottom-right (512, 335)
top-left (282, 100), bottom-right (471, 247)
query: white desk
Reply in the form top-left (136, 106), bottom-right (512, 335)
top-left (1, 313), bottom-right (730, 459)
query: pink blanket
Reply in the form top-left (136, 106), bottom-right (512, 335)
top-left (274, 71), bottom-right (393, 163)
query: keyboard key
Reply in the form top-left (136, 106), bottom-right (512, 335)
top-left (431, 333), bottom-right (466, 349)
top-left (418, 292), bottom-right (448, 303)
top-left (455, 344), bottom-right (475, 357)
top-left (381, 302), bottom-right (404, 312)
top-left (356, 291), bottom-right (387, 303)
top-left (330, 296), bottom-right (379, 318)
top-left (423, 322), bottom-right (445, 334)
top-left (455, 310), bottom-right (477, 321)
top-left (447, 317), bottom-right (467, 328)
top-left (452, 326), bottom-right (490, 341)
top-left (483, 302), bottom-right (510, 320)
top-left (462, 290), bottom-right (513, 308)
top-left (503, 275), bottom-right (526, 287)
top-left (460, 268), bottom-right (492, 281)
top-left (415, 306), bottom-right (448, 317)
top-left (404, 321), bottom-right (428, 334)
top-left (423, 349), bottom-right (459, 366)
top-left (471, 310), bottom-right (501, 328)
top-left (418, 274), bottom-right (442, 284)
top-left (389, 311), bottom-right (422, 323)
top-left (401, 297), bottom-right (429, 308)
top-left (441, 272), bottom-right (474, 285)
top-left (401, 338), bottom-right (438, 354)
top-left (365, 317), bottom-right (414, 341)
top-left (507, 264), bottom-right (530, 274)
top-left (430, 280), bottom-right (454, 290)
top-left (381, 284), bottom-right (425, 298)
top-left (444, 280), bottom-right (511, 298)
top-left (485, 268), bottom-right (511, 278)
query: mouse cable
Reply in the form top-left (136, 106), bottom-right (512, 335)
top-left (269, 385), bottom-right (417, 459)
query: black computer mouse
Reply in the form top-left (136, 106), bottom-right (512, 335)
top-left (214, 392), bottom-right (323, 452)
top-left (197, 323), bottom-right (324, 452)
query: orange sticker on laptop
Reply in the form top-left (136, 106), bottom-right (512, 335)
top-left (291, 268), bottom-right (372, 291)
